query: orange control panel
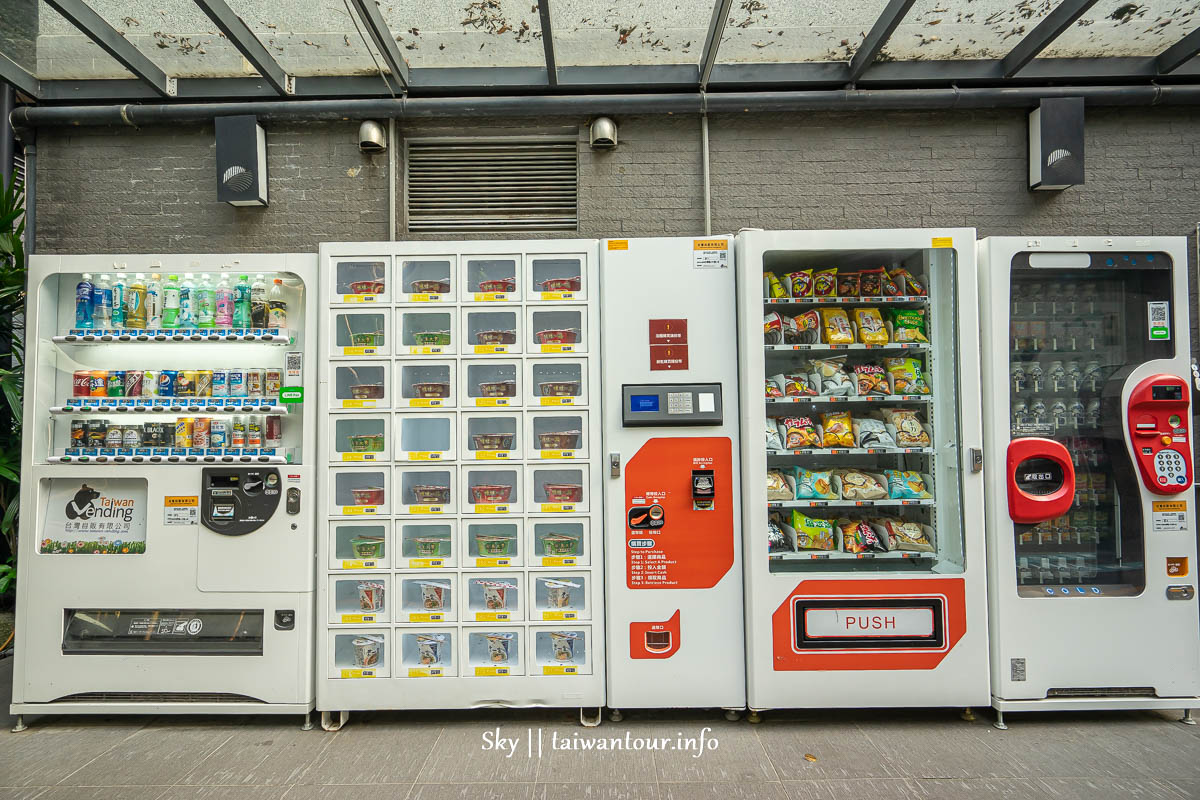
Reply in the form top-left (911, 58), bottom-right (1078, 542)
top-left (1127, 374), bottom-right (1192, 494)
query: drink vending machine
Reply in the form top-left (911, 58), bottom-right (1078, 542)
top-left (600, 236), bottom-right (746, 718)
top-left (978, 236), bottom-right (1200, 726)
top-left (315, 241), bottom-right (605, 728)
top-left (10, 254), bottom-right (317, 727)
top-left (736, 229), bottom-right (990, 716)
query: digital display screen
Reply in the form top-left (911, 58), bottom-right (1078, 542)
top-left (1153, 385), bottom-right (1183, 401)
top-left (209, 474), bottom-right (241, 488)
top-left (630, 394), bottom-right (660, 412)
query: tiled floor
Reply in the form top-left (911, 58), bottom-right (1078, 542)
top-left (2, 658), bottom-right (1199, 800)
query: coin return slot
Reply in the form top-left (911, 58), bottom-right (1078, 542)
top-left (645, 631), bottom-right (671, 652)
top-left (212, 505), bottom-right (235, 519)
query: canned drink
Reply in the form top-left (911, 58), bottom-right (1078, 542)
top-left (265, 369), bottom-right (282, 397)
top-left (123, 426), bottom-right (142, 448)
top-left (124, 370), bottom-right (143, 398)
top-left (247, 414), bottom-right (263, 447)
top-left (174, 417), bottom-right (194, 448)
top-left (264, 414), bottom-right (282, 447)
top-left (195, 370), bottom-right (213, 398)
top-left (193, 417), bottom-right (210, 448)
top-left (72, 370), bottom-right (92, 397)
top-left (177, 370), bottom-right (197, 397)
top-left (106, 371), bottom-right (126, 397)
top-left (142, 370), bottom-right (157, 397)
top-left (228, 369), bottom-right (246, 398)
top-left (87, 420), bottom-right (108, 447)
top-left (246, 368), bottom-right (264, 398)
top-left (89, 370), bottom-right (108, 397)
top-left (105, 425), bottom-right (124, 447)
top-left (231, 415), bottom-right (246, 447)
top-left (210, 418), bottom-right (229, 448)
top-left (158, 369), bottom-right (178, 397)
top-left (212, 369), bottom-right (229, 397)
top-left (70, 419), bottom-right (86, 445)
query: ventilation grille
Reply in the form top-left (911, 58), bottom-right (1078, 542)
top-left (405, 139), bottom-right (578, 232)
top-left (1046, 687), bottom-right (1156, 698)
top-left (53, 692), bottom-right (264, 704)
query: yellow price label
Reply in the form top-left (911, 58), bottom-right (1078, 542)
top-left (475, 398), bottom-right (511, 406)
top-left (540, 291), bottom-right (574, 300)
top-left (473, 504), bottom-right (510, 515)
top-left (473, 345), bottom-right (509, 354)
top-left (410, 346), bottom-right (445, 355)
top-left (409, 293), bottom-right (443, 302)
top-left (407, 451), bottom-right (443, 461)
top-left (341, 559), bottom-right (379, 569)
top-left (341, 453), bottom-right (378, 461)
top-left (473, 292), bottom-right (509, 302)
top-left (541, 557), bottom-right (577, 566)
top-left (340, 668), bottom-right (377, 678)
top-left (341, 295), bottom-right (378, 304)
top-left (931, 237), bottom-right (954, 249)
top-left (408, 558), bottom-right (446, 569)
top-left (540, 611), bottom-right (578, 621)
top-left (542, 665), bottom-right (578, 675)
top-left (407, 398), bottom-right (444, 407)
top-left (341, 347), bottom-right (377, 356)
top-left (408, 505), bottom-right (444, 515)
top-left (540, 503), bottom-right (576, 513)
top-left (408, 612), bottom-right (445, 622)
top-left (539, 397), bottom-right (576, 405)
top-left (341, 399), bottom-right (374, 408)
top-left (540, 344), bottom-right (575, 353)
top-left (474, 666), bottom-right (511, 676)
top-left (343, 506), bottom-right (379, 516)
top-left (539, 450), bottom-right (577, 459)
top-left (475, 611), bottom-right (511, 622)
top-left (474, 451), bottom-right (511, 460)
top-left (474, 558), bottom-right (511, 568)
top-left (340, 613), bottom-right (377, 623)
top-left (408, 667), bottom-right (444, 678)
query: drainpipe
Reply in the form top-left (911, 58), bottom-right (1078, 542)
top-left (0, 85), bottom-right (13, 187)
top-left (388, 118), bottom-right (396, 241)
top-left (701, 113), bottom-right (712, 238)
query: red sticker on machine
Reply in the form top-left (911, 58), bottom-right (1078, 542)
top-left (650, 345), bottom-right (688, 371)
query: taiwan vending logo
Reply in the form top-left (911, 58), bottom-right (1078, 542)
top-left (41, 478), bottom-right (148, 555)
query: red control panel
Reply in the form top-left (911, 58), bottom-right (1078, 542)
top-left (1006, 437), bottom-right (1076, 524)
top-left (1128, 374), bottom-right (1192, 494)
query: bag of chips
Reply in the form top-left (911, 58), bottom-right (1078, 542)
top-left (781, 416), bottom-right (820, 449)
top-left (836, 273), bottom-right (860, 297)
top-left (881, 270), bottom-right (902, 297)
top-left (836, 470), bottom-right (888, 500)
top-left (810, 358), bottom-right (855, 396)
top-left (874, 517), bottom-right (934, 552)
top-left (797, 468), bottom-right (837, 500)
top-left (765, 378), bottom-right (784, 398)
top-left (888, 267), bottom-right (927, 296)
top-left (782, 373), bottom-right (819, 397)
top-left (839, 518), bottom-right (887, 554)
top-left (882, 408), bottom-right (931, 446)
top-left (853, 364), bottom-right (890, 396)
top-left (820, 308), bottom-right (854, 345)
top-left (767, 469), bottom-right (794, 500)
top-left (853, 418), bottom-right (896, 448)
top-left (819, 411), bottom-right (854, 447)
top-left (814, 268), bottom-right (838, 297)
top-left (764, 312), bottom-right (784, 345)
top-left (767, 516), bottom-right (794, 552)
top-left (765, 272), bottom-right (787, 298)
top-left (859, 267), bottom-right (885, 296)
top-left (765, 418), bottom-right (784, 450)
top-left (884, 470), bottom-right (933, 500)
top-left (790, 511), bottom-right (836, 550)
top-left (885, 357), bottom-right (931, 394)
top-left (792, 310), bottom-right (821, 344)
top-left (786, 270), bottom-right (814, 298)
top-left (889, 308), bottom-right (929, 343)
top-left (854, 308), bottom-right (888, 345)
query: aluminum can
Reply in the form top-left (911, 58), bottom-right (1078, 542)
top-left (157, 369), bottom-right (178, 397)
top-left (228, 369), bottom-right (246, 398)
top-left (176, 370), bottom-right (197, 397)
top-left (246, 368), bottom-right (264, 398)
top-left (142, 370), bottom-right (157, 397)
top-left (72, 370), bottom-right (91, 397)
top-left (174, 417), bottom-right (193, 448)
top-left (105, 425), bottom-right (124, 447)
top-left (210, 418), bottom-right (229, 448)
top-left (124, 370), bottom-right (143, 398)
top-left (265, 369), bottom-right (282, 397)
top-left (212, 369), bottom-right (229, 397)
top-left (195, 369), bottom-right (213, 398)
top-left (123, 426), bottom-right (141, 448)
top-left (70, 419), bottom-right (86, 445)
top-left (264, 414), bottom-right (282, 447)
top-left (106, 371), bottom-right (126, 397)
top-left (247, 415), bottom-right (263, 447)
top-left (89, 370), bottom-right (108, 397)
top-left (231, 415), bottom-right (246, 447)
top-left (87, 420), bottom-right (108, 447)
top-left (192, 417), bottom-right (210, 448)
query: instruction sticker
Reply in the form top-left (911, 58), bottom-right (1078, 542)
top-left (607, 239), bottom-right (629, 250)
top-left (1153, 500), bottom-right (1187, 532)
top-left (163, 495), bottom-right (198, 526)
top-left (931, 237), bottom-right (954, 249)
top-left (1148, 301), bottom-right (1170, 340)
top-left (693, 239), bottom-right (729, 269)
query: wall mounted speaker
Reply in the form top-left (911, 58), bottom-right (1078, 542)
top-left (215, 115), bottom-right (268, 207)
top-left (1029, 97), bottom-right (1084, 191)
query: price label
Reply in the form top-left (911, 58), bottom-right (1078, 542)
top-left (475, 398), bottom-right (511, 406)
top-left (473, 292), bottom-right (509, 302)
top-left (540, 503), bottom-right (576, 513)
top-left (540, 397), bottom-right (576, 406)
top-left (474, 558), bottom-right (511, 568)
top-left (408, 667), bottom-right (444, 677)
top-left (341, 347), bottom-right (377, 356)
top-left (473, 345), bottom-right (508, 354)
top-left (474, 666), bottom-right (511, 676)
top-left (408, 558), bottom-right (445, 569)
top-left (473, 504), bottom-right (510, 514)
top-left (342, 506), bottom-right (379, 515)
top-left (408, 399), bottom-right (444, 407)
top-left (475, 451), bottom-right (511, 460)
top-left (475, 611), bottom-right (511, 622)
top-left (407, 451), bottom-right (443, 461)
top-left (409, 293), bottom-right (443, 302)
top-left (541, 557), bottom-right (577, 566)
top-left (410, 346), bottom-right (444, 355)
top-left (341, 559), bottom-right (379, 569)
top-left (408, 612), bottom-right (445, 622)
top-left (540, 611), bottom-right (578, 620)
top-left (342, 295), bottom-right (378, 303)
top-left (540, 344), bottom-right (575, 353)
top-left (540, 291), bottom-right (574, 300)
top-left (341, 453), bottom-right (378, 461)
top-left (539, 450), bottom-right (578, 459)
top-left (340, 613), bottom-right (377, 623)
top-left (341, 399), bottom-right (373, 408)
top-left (408, 505), bottom-right (444, 515)
top-left (340, 668), bottom-right (377, 678)
top-left (542, 665), bottom-right (578, 675)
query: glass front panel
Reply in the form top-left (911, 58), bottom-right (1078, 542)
top-left (63, 609), bottom-right (263, 655)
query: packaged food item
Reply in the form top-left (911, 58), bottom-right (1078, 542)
top-left (888, 308), bottom-right (929, 343)
top-left (782, 373), bottom-right (819, 397)
top-left (810, 358), bottom-right (855, 396)
top-left (796, 468), bottom-right (837, 500)
top-left (780, 315), bottom-right (802, 344)
top-left (763, 312), bottom-right (784, 345)
top-left (837, 471), bottom-right (888, 500)
top-left (765, 272), bottom-right (787, 298)
top-left (765, 378), bottom-right (784, 398)
top-left (883, 470), bottom-right (933, 500)
top-left (786, 270), bottom-right (813, 298)
top-left (790, 511), bottom-right (836, 550)
top-left (875, 517), bottom-right (935, 552)
top-left (765, 418), bottom-right (785, 450)
top-left (767, 516), bottom-right (794, 552)
top-left (819, 411), bottom-right (854, 447)
top-left (766, 470), bottom-right (794, 500)
top-left (854, 308), bottom-right (888, 345)
top-left (885, 357), bottom-right (931, 394)
top-left (888, 267), bottom-right (927, 296)
top-left (859, 267), bottom-right (885, 296)
top-left (881, 270), bottom-right (902, 297)
top-left (781, 416), bottom-right (820, 449)
top-left (882, 408), bottom-right (931, 446)
top-left (791, 310), bottom-right (821, 344)
top-left (852, 418), bottom-right (896, 448)
top-left (853, 364), bottom-right (890, 396)
top-left (839, 518), bottom-right (887, 553)
top-left (820, 308), bottom-right (854, 344)
top-left (813, 268), bottom-right (837, 297)
top-left (836, 273), bottom-right (860, 297)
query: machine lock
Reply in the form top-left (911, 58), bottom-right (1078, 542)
top-left (692, 469), bottom-right (715, 511)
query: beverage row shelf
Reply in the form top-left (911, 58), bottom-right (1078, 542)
top-left (56, 327), bottom-right (293, 344)
top-left (55, 398), bottom-right (291, 414)
top-left (50, 447), bottom-right (293, 464)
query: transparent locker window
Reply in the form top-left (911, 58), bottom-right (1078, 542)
top-left (334, 313), bottom-right (387, 350)
top-left (332, 631), bottom-right (387, 676)
top-left (400, 630), bottom-right (454, 673)
top-left (531, 362), bottom-right (583, 401)
top-left (333, 417), bottom-right (386, 456)
top-left (466, 415), bottom-right (519, 455)
top-left (530, 309), bottom-right (583, 349)
top-left (333, 523), bottom-right (387, 563)
top-left (465, 468), bottom-right (520, 509)
top-left (401, 312), bottom-right (454, 349)
top-left (532, 521), bottom-right (586, 562)
top-left (531, 468), bottom-right (585, 506)
top-left (399, 363), bottom-right (453, 402)
top-left (531, 414), bottom-right (584, 452)
top-left (465, 575), bottom-right (521, 618)
top-left (467, 521), bottom-right (521, 561)
top-left (465, 362), bottom-right (519, 402)
top-left (334, 470), bottom-right (387, 508)
top-left (333, 575), bottom-right (389, 621)
top-left (399, 417), bottom-right (452, 453)
top-left (333, 365), bottom-right (387, 403)
top-left (1009, 257), bottom-right (1172, 597)
top-left (532, 575), bottom-right (588, 618)
top-left (399, 469), bottom-right (453, 507)
top-left (530, 258), bottom-right (583, 295)
top-left (466, 628), bottom-right (522, 673)
top-left (465, 310), bottom-right (519, 349)
top-left (465, 258), bottom-right (519, 295)
top-left (532, 628), bottom-right (588, 671)
top-left (761, 247), bottom-right (963, 574)
top-left (399, 576), bottom-right (453, 619)
top-left (401, 259), bottom-right (453, 296)
top-left (399, 522), bottom-right (453, 562)
top-left (335, 261), bottom-right (387, 297)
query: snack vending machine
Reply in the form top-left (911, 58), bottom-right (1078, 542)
top-left (316, 241), bottom-right (604, 728)
top-left (978, 236), bottom-right (1200, 725)
top-left (10, 254), bottom-right (317, 725)
top-left (737, 229), bottom-right (989, 716)
top-left (601, 236), bottom-right (746, 716)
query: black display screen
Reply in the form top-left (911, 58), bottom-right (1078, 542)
top-left (1152, 385), bottom-right (1183, 401)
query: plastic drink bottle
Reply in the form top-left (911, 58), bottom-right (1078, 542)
top-left (250, 273), bottom-right (268, 327)
top-left (75, 273), bottom-right (95, 329)
top-left (195, 275), bottom-right (215, 328)
top-left (214, 274), bottom-right (234, 326)
top-left (126, 274), bottom-right (147, 328)
top-left (267, 279), bottom-right (288, 327)
top-left (179, 274), bottom-right (195, 327)
top-left (111, 275), bottom-right (126, 328)
top-left (147, 274), bottom-right (163, 328)
top-left (162, 274), bottom-right (181, 328)
top-left (93, 275), bottom-right (112, 330)
top-left (233, 274), bottom-right (251, 328)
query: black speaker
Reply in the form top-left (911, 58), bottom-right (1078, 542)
top-left (1029, 97), bottom-right (1084, 191)
top-left (215, 115), bottom-right (268, 207)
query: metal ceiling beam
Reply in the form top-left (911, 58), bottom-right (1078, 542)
top-left (700, 0), bottom-right (735, 91)
top-left (847, 0), bottom-right (917, 84)
top-left (44, 0), bottom-right (175, 96)
top-left (347, 0), bottom-right (409, 92)
top-left (193, 0), bottom-right (292, 95)
top-left (1002, 0), bottom-right (1100, 77)
top-left (1157, 27), bottom-right (1200, 74)
top-left (537, 1), bottom-right (557, 86)
top-left (0, 52), bottom-right (39, 98)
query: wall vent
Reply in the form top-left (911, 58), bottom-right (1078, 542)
top-left (404, 138), bottom-right (579, 233)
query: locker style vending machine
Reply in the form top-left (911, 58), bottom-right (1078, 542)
top-left (10, 254), bottom-right (318, 725)
top-left (316, 241), bottom-right (605, 728)
top-left (737, 229), bottom-right (990, 716)
top-left (978, 236), bottom-right (1200, 726)
top-left (601, 236), bottom-right (746, 717)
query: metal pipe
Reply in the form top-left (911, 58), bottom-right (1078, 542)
top-left (0, 85), bottom-right (12, 187)
top-left (23, 140), bottom-right (34, 256)
top-left (387, 117), bottom-right (396, 241)
top-left (12, 85), bottom-right (1200, 130)
top-left (701, 113), bottom-right (712, 237)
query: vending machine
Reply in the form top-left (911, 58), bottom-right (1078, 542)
top-left (978, 236), bottom-right (1200, 726)
top-left (736, 229), bottom-right (990, 716)
top-left (10, 253), bottom-right (317, 726)
top-left (316, 240), bottom-right (605, 728)
top-left (601, 236), bottom-right (746, 717)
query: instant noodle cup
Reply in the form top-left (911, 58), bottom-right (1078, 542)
top-left (480, 580), bottom-right (516, 609)
top-left (350, 535), bottom-right (385, 559)
top-left (413, 382), bottom-right (451, 398)
top-left (412, 536), bottom-right (449, 557)
top-left (350, 331), bottom-right (384, 347)
top-left (409, 279), bottom-right (450, 294)
top-left (541, 533), bottom-right (580, 556)
top-left (472, 432), bottom-right (515, 451)
top-left (357, 580), bottom-right (385, 611)
top-left (486, 632), bottom-right (514, 662)
top-left (417, 633), bottom-right (446, 665)
top-left (349, 434), bottom-right (385, 452)
top-left (479, 380), bottom-right (517, 397)
top-left (539, 380), bottom-right (580, 397)
top-left (352, 635), bottom-right (383, 667)
top-left (349, 280), bottom-right (385, 295)
top-left (819, 308), bottom-right (854, 345)
top-left (475, 533), bottom-right (515, 556)
top-left (535, 329), bottom-right (579, 345)
top-left (854, 308), bottom-right (889, 345)
top-left (411, 484), bottom-right (451, 504)
top-left (544, 483), bottom-right (583, 503)
top-left (476, 329), bottom-right (517, 345)
top-left (538, 276), bottom-right (581, 292)
top-left (412, 330), bottom-right (452, 346)
top-left (418, 580), bottom-right (450, 610)
top-left (479, 278), bottom-right (516, 293)
top-left (813, 268), bottom-right (837, 297)
top-left (350, 384), bottom-right (385, 400)
top-left (351, 487), bottom-right (385, 506)
top-left (819, 411), bottom-right (854, 447)
top-left (470, 484), bottom-right (514, 504)
top-left (541, 578), bottom-right (580, 608)
top-left (537, 430), bottom-right (581, 450)
top-left (549, 631), bottom-right (579, 661)
top-left (786, 270), bottom-right (813, 298)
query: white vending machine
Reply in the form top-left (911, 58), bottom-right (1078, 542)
top-left (316, 241), bottom-right (605, 728)
top-left (10, 254), bottom-right (318, 726)
top-left (737, 229), bottom-right (990, 716)
top-left (978, 236), bottom-right (1200, 726)
top-left (601, 236), bottom-right (746, 716)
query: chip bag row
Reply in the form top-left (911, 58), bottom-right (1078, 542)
top-left (771, 513), bottom-right (935, 553)
top-left (766, 266), bottom-right (929, 299)
top-left (765, 468), bottom-right (934, 502)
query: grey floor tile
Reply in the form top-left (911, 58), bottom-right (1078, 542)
top-left (176, 722), bottom-right (331, 786)
top-left (754, 721), bottom-right (904, 781)
top-left (417, 724), bottom-right (539, 783)
top-left (158, 788), bottom-right (291, 800)
top-left (0, 728), bottom-right (132, 788)
top-left (0, 790), bottom-right (48, 800)
top-left (1042, 717), bottom-right (1200, 782)
top-left (532, 725), bottom-right (656, 784)
top-left (54, 727), bottom-right (233, 787)
top-left (1031, 779), bottom-right (1187, 800)
top-left (658, 782), bottom-right (789, 800)
top-left (408, 784), bottom-right (535, 800)
top-left (281, 785), bottom-right (411, 800)
top-left (647, 723), bottom-right (776, 783)
top-left (855, 718), bottom-right (1015, 779)
top-left (20, 789), bottom-right (169, 800)
top-left (301, 721), bottom-right (442, 785)
top-left (534, 784), bottom-right (659, 800)
top-left (929, 722), bottom-right (1143, 780)
top-left (909, 778), bottom-right (1040, 799)
top-left (1165, 781), bottom-right (1199, 799)
top-left (786, 779), bottom-right (918, 800)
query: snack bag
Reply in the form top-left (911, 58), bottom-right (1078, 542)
top-left (793, 310), bottom-right (821, 343)
top-left (853, 364), bottom-right (890, 396)
top-left (781, 416), bottom-right (820, 449)
top-left (765, 418), bottom-right (784, 450)
top-left (836, 273), bottom-right (860, 297)
top-left (875, 517), bottom-right (934, 552)
top-left (859, 267), bottom-right (885, 296)
top-left (810, 357), bottom-right (855, 396)
top-left (797, 468), bottom-right (837, 500)
top-left (881, 270), bottom-right (902, 297)
top-left (786, 270), bottom-right (814, 298)
top-left (839, 518), bottom-right (887, 554)
top-left (765, 378), bottom-right (784, 398)
top-left (854, 308), bottom-right (889, 345)
top-left (882, 408), bottom-right (931, 446)
top-left (889, 308), bottom-right (929, 343)
top-left (790, 511), bottom-right (836, 550)
top-left (852, 417), bottom-right (896, 448)
top-left (837, 470), bottom-right (888, 500)
top-left (885, 357), bottom-right (931, 394)
top-left (814, 268), bottom-right (838, 297)
top-left (764, 312), bottom-right (784, 344)
top-left (888, 267), bottom-right (927, 296)
top-left (767, 516), bottom-right (794, 552)
top-left (766, 469), bottom-right (794, 500)
top-left (819, 411), bottom-right (854, 447)
top-left (765, 272), bottom-right (787, 298)
top-left (820, 308), bottom-right (854, 345)
top-left (782, 373), bottom-right (819, 397)
top-left (781, 314), bottom-right (801, 344)
top-left (884, 470), bottom-right (933, 499)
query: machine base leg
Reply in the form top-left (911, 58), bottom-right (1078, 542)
top-left (993, 709), bottom-right (1008, 730)
top-left (724, 708), bottom-right (742, 722)
top-left (609, 708), bottom-right (623, 723)
top-left (321, 711), bottom-right (349, 732)
top-left (580, 707), bottom-right (602, 728)
top-left (11, 715), bottom-right (27, 733)
top-left (960, 707), bottom-right (977, 722)
top-left (747, 710), bottom-right (763, 724)
top-left (1181, 709), bottom-right (1197, 726)
top-left (301, 712), bottom-right (314, 731)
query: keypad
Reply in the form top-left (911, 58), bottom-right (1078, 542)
top-left (1153, 448), bottom-right (1188, 485)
